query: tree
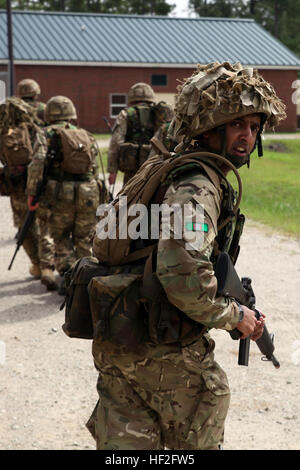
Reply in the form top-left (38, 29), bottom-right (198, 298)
top-left (1, 0), bottom-right (175, 14)
top-left (188, 0), bottom-right (245, 18)
top-left (188, 0), bottom-right (300, 56)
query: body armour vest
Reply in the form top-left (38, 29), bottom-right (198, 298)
top-left (125, 104), bottom-right (155, 145)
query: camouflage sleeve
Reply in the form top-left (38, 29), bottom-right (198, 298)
top-left (156, 172), bottom-right (240, 331)
top-left (107, 109), bottom-right (128, 173)
top-left (89, 134), bottom-right (100, 177)
top-left (27, 129), bottom-right (47, 196)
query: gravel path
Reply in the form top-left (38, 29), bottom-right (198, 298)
top-left (0, 194), bottom-right (299, 450)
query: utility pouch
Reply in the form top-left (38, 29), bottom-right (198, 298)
top-left (141, 251), bottom-right (206, 345)
top-left (144, 273), bottom-right (206, 345)
top-left (61, 256), bottom-right (109, 339)
top-left (88, 271), bottom-right (147, 351)
top-left (118, 142), bottom-right (139, 172)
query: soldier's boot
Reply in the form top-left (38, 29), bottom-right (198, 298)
top-left (29, 264), bottom-right (41, 279)
top-left (41, 269), bottom-right (58, 291)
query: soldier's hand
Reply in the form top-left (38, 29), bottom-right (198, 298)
top-left (250, 310), bottom-right (266, 342)
top-left (236, 305), bottom-right (262, 340)
top-left (108, 173), bottom-right (117, 185)
top-left (28, 195), bottom-right (39, 211)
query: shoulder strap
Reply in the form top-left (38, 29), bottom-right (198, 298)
top-left (150, 136), bottom-right (172, 158)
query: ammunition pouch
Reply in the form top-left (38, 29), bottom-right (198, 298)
top-left (61, 252), bottom-right (206, 348)
top-left (119, 143), bottom-right (151, 172)
top-left (62, 256), bottom-right (108, 339)
top-left (88, 269), bottom-right (147, 351)
top-left (142, 272), bottom-right (207, 346)
top-left (61, 257), bottom-right (147, 350)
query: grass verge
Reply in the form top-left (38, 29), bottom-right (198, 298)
top-left (229, 139), bottom-right (300, 237)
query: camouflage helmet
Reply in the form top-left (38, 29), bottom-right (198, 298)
top-left (168, 62), bottom-right (286, 143)
top-left (45, 95), bottom-right (77, 123)
top-left (128, 82), bottom-right (155, 105)
top-left (16, 79), bottom-right (41, 98)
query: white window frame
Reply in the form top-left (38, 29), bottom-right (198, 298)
top-left (110, 93), bottom-right (128, 118)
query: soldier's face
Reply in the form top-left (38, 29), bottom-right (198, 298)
top-left (203, 113), bottom-right (261, 159)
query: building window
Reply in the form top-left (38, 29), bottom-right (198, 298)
top-left (151, 74), bottom-right (167, 86)
top-left (110, 94), bottom-right (127, 118)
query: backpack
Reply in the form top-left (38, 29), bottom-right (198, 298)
top-left (94, 150), bottom-right (242, 266)
top-left (55, 126), bottom-right (94, 174)
top-left (119, 104), bottom-right (156, 172)
top-left (1, 123), bottom-right (33, 167)
top-left (62, 150), bottom-right (242, 350)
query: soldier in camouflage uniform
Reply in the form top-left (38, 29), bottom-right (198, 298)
top-left (27, 96), bottom-right (102, 294)
top-left (16, 78), bottom-right (57, 290)
top-left (88, 62), bottom-right (286, 449)
top-left (0, 97), bottom-right (56, 289)
top-left (107, 82), bottom-right (157, 187)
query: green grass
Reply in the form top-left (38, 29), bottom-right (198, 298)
top-left (93, 133), bottom-right (111, 140)
top-left (228, 139), bottom-right (300, 237)
top-left (93, 135), bottom-right (123, 182)
top-left (94, 133), bottom-right (300, 236)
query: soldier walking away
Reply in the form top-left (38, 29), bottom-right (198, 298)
top-left (0, 97), bottom-right (57, 289)
top-left (107, 82), bottom-right (159, 187)
top-left (87, 62), bottom-right (286, 450)
top-left (17, 78), bottom-right (57, 290)
top-left (16, 78), bottom-right (46, 124)
top-left (27, 96), bottom-right (103, 295)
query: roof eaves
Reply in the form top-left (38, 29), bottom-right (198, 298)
top-left (3, 59), bottom-right (300, 70)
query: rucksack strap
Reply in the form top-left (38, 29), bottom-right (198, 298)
top-left (120, 244), bottom-right (156, 265)
top-left (150, 136), bottom-right (172, 158)
top-left (173, 152), bottom-right (242, 230)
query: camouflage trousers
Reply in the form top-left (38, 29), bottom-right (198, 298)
top-left (10, 192), bottom-right (55, 269)
top-left (46, 179), bottom-right (100, 275)
top-left (88, 333), bottom-right (230, 450)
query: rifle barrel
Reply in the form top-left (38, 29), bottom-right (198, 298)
top-left (8, 246), bottom-right (19, 270)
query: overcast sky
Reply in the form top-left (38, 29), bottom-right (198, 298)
top-left (167, 0), bottom-right (196, 17)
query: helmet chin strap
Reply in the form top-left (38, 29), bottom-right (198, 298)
top-left (251, 114), bottom-right (267, 158)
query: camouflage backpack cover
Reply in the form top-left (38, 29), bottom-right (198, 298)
top-left (0, 97), bottom-right (41, 168)
top-left (54, 125), bottom-right (94, 174)
top-left (45, 122), bottom-right (95, 175)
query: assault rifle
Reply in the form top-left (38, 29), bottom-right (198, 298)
top-left (102, 116), bottom-right (113, 134)
top-left (102, 116), bottom-right (116, 202)
top-left (215, 252), bottom-right (280, 369)
top-left (8, 151), bottom-right (55, 271)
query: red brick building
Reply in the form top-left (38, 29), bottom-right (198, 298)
top-left (1, 11), bottom-right (299, 133)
